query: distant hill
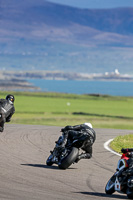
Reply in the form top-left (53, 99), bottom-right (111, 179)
top-left (1, 0), bottom-right (133, 73)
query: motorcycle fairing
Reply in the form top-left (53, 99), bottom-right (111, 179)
top-left (115, 176), bottom-right (122, 192)
top-left (117, 159), bottom-right (129, 171)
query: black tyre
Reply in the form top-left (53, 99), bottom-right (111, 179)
top-left (127, 188), bottom-right (133, 199)
top-left (46, 154), bottom-right (53, 166)
top-left (105, 175), bottom-right (116, 195)
top-left (58, 147), bottom-right (79, 169)
top-left (127, 194), bottom-right (133, 199)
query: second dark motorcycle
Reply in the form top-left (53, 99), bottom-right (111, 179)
top-left (46, 134), bottom-right (89, 169)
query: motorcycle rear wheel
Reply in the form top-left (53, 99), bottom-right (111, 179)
top-left (105, 175), bottom-right (116, 194)
top-left (58, 147), bottom-right (79, 169)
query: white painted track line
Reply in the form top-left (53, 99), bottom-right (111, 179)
top-left (104, 139), bottom-right (121, 157)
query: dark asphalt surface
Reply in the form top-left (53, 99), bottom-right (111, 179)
top-left (0, 124), bottom-right (132, 200)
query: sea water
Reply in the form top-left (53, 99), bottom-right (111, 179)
top-left (28, 79), bottom-right (133, 96)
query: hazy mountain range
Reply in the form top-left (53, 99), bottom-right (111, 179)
top-left (1, 0), bottom-right (133, 74)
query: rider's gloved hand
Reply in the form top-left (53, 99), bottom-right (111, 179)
top-left (55, 143), bottom-right (65, 151)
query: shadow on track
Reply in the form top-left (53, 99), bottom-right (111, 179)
top-left (21, 163), bottom-right (59, 170)
top-left (77, 192), bottom-right (127, 199)
top-left (21, 164), bottom-right (77, 170)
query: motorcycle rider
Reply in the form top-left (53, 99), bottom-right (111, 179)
top-left (56, 122), bottom-right (96, 163)
top-left (0, 94), bottom-right (15, 132)
top-left (121, 148), bottom-right (133, 175)
top-left (105, 148), bottom-right (133, 197)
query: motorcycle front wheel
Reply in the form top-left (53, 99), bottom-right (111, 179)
top-left (58, 147), bottom-right (79, 169)
top-left (127, 188), bottom-right (133, 199)
top-left (105, 175), bottom-right (116, 194)
top-left (46, 154), bottom-right (53, 166)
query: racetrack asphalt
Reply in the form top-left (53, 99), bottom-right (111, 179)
top-left (0, 124), bottom-right (132, 200)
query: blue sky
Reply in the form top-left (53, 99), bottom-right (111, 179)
top-left (46, 0), bottom-right (133, 9)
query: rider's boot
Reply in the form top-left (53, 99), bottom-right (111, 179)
top-left (75, 153), bottom-right (92, 163)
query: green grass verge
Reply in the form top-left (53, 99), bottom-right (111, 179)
top-left (0, 91), bottom-right (132, 152)
top-left (0, 91), bottom-right (133, 129)
top-left (110, 134), bottom-right (133, 153)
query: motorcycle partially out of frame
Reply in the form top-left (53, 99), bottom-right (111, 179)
top-left (105, 148), bottom-right (133, 199)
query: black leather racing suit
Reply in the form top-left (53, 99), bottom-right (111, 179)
top-left (0, 99), bottom-right (15, 132)
top-left (57, 124), bottom-right (96, 162)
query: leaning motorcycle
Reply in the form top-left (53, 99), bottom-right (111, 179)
top-left (46, 134), bottom-right (88, 169)
top-left (105, 149), bottom-right (133, 199)
top-left (0, 107), bottom-right (4, 123)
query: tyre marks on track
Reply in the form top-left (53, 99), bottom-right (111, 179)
top-left (0, 125), bottom-right (131, 200)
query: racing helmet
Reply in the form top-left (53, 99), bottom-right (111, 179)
top-left (84, 122), bottom-right (93, 129)
top-left (6, 94), bottom-right (15, 103)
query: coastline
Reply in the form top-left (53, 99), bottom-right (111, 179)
top-left (0, 78), bottom-right (40, 91)
top-left (0, 69), bottom-right (133, 92)
top-left (2, 69), bottom-right (133, 81)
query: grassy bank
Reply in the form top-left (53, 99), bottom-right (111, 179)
top-left (0, 91), bottom-right (133, 129)
top-left (110, 134), bottom-right (133, 153)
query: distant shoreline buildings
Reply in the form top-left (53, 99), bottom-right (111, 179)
top-left (0, 69), bottom-right (132, 91)
top-left (1, 69), bottom-right (133, 81)
top-left (88, 69), bottom-right (133, 81)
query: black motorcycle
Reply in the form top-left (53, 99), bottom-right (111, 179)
top-left (0, 107), bottom-right (5, 123)
top-left (46, 134), bottom-right (88, 169)
top-left (105, 149), bottom-right (133, 199)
